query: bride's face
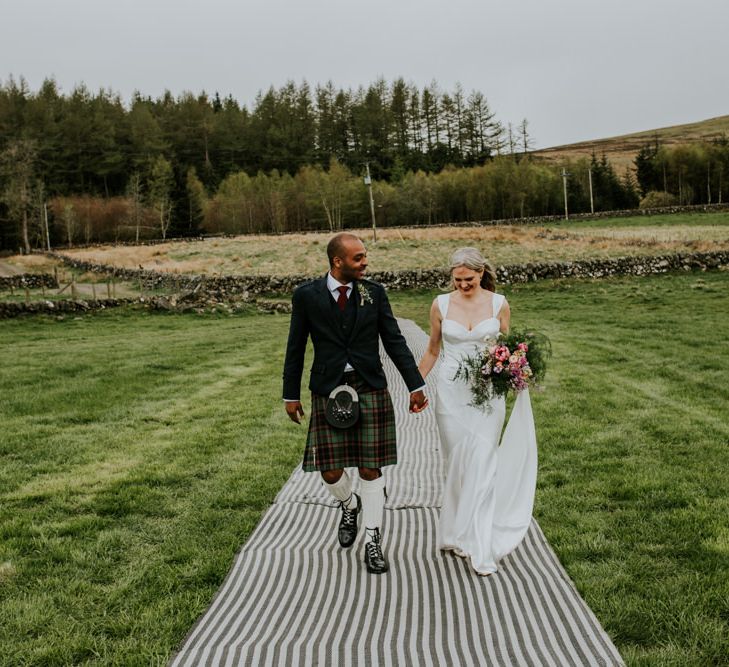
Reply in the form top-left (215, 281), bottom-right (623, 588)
top-left (452, 266), bottom-right (483, 296)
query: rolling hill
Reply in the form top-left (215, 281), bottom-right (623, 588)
top-left (532, 114), bottom-right (729, 172)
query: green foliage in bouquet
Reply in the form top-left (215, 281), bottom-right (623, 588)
top-left (454, 327), bottom-right (551, 409)
top-left (500, 328), bottom-right (551, 384)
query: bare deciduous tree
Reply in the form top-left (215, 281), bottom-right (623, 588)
top-left (0, 139), bottom-right (38, 253)
top-left (126, 172), bottom-right (144, 242)
top-left (147, 156), bottom-right (174, 239)
top-left (61, 202), bottom-right (77, 247)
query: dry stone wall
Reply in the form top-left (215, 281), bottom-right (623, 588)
top-left (53, 249), bottom-right (729, 296)
top-left (0, 297), bottom-right (135, 318)
top-left (442, 202), bottom-right (729, 228)
top-left (4, 249), bottom-right (727, 319)
top-left (0, 294), bottom-right (252, 319)
top-left (0, 273), bottom-right (58, 289)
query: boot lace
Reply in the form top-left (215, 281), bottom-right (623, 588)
top-left (365, 528), bottom-right (383, 559)
top-left (340, 497), bottom-right (358, 528)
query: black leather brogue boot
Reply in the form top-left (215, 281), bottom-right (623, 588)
top-left (338, 493), bottom-right (361, 548)
top-left (364, 528), bottom-right (389, 574)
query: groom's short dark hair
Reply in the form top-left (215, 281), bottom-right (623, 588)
top-left (327, 233), bottom-right (360, 267)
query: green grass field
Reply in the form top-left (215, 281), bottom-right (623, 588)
top-left (0, 309), bottom-right (302, 665)
top-left (1, 271), bottom-right (728, 665)
top-left (550, 210), bottom-right (729, 229)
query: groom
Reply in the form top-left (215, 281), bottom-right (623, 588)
top-left (283, 232), bottom-right (428, 574)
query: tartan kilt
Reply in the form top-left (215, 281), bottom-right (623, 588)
top-left (303, 372), bottom-right (397, 472)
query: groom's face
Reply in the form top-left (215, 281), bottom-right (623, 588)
top-left (333, 238), bottom-right (368, 283)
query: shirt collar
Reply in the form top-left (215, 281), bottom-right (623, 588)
top-left (327, 272), bottom-right (353, 293)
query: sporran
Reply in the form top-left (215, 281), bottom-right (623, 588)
top-left (325, 384), bottom-right (360, 429)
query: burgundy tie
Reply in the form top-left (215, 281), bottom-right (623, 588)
top-left (336, 285), bottom-right (349, 311)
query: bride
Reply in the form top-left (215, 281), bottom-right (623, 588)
top-left (418, 248), bottom-right (538, 576)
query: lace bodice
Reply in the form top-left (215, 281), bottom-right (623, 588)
top-left (437, 292), bottom-right (505, 374)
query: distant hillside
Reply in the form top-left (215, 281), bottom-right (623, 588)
top-left (532, 115), bottom-right (729, 172)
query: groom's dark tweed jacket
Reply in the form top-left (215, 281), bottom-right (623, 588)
top-left (282, 276), bottom-right (423, 400)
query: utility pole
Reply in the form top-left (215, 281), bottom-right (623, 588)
top-left (707, 161), bottom-right (712, 205)
top-left (561, 168), bottom-right (570, 220)
top-left (588, 168), bottom-right (594, 214)
top-left (718, 167), bottom-right (723, 204)
top-left (43, 202), bottom-right (51, 250)
top-left (364, 162), bottom-right (377, 242)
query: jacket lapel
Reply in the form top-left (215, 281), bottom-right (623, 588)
top-left (350, 281), bottom-right (364, 339)
top-left (316, 275), bottom-right (346, 341)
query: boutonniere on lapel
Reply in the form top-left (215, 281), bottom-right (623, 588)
top-left (358, 283), bottom-right (374, 307)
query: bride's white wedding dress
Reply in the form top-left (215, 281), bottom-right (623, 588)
top-left (435, 292), bottom-right (538, 575)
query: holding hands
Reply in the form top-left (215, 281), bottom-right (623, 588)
top-left (409, 389), bottom-right (429, 413)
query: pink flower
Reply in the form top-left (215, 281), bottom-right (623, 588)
top-left (495, 346), bottom-right (510, 362)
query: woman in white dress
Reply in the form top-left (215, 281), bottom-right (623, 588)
top-left (418, 248), bottom-right (538, 575)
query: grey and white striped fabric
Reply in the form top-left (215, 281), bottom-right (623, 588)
top-left (170, 319), bottom-right (624, 666)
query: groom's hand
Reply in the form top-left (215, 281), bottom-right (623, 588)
top-left (285, 401), bottom-right (305, 424)
top-left (409, 390), bottom-right (429, 413)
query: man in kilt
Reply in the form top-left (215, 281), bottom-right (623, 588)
top-left (283, 233), bottom-right (428, 574)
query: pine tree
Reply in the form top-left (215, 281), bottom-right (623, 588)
top-left (634, 142), bottom-right (660, 196)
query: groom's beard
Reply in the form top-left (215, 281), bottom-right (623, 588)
top-left (340, 266), bottom-right (367, 282)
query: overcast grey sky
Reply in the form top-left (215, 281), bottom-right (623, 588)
top-left (2, 0), bottom-right (727, 148)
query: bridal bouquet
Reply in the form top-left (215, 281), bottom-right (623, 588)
top-left (454, 329), bottom-right (551, 409)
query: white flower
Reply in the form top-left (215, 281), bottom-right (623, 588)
top-left (359, 285), bottom-right (374, 306)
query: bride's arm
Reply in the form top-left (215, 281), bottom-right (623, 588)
top-left (499, 299), bottom-right (511, 334)
top-left (418, 299), bottom-right (443, 380)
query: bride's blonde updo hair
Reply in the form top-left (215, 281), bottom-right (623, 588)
top-left (449, 247), bottom-right (497, 292)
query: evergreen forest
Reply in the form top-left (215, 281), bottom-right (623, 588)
top-left (1, 76), bottom-right (727, 251)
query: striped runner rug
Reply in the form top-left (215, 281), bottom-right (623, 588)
top-left (170, 319), bottom-right (624, 666)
